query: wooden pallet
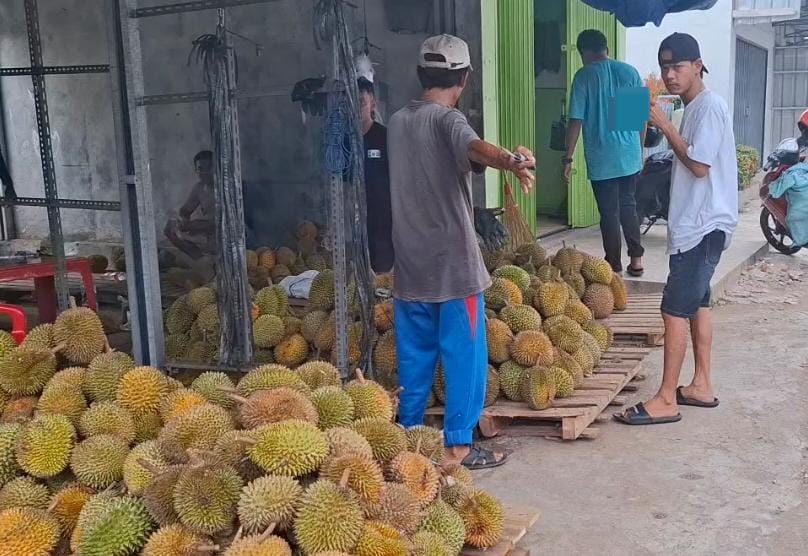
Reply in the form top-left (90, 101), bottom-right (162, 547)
top-left (426, 347), bottom-right (648, 440)
top-left (460, 505), bottom-right (540, 556)
top-left (601, 293), bottom-right (665, 346)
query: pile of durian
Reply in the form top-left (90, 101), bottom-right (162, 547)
top-left (0, 306), bottom-right (504, 555)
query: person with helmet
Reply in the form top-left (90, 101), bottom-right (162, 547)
top-left (797, 109), bottom-right (808, 147)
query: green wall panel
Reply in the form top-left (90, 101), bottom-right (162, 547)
top-left (481, 0), bottom-right (502, 209)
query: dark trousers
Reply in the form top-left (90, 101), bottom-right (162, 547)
top-left (590, 173), bottom-right (645, 272)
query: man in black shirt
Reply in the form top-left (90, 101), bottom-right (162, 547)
top-left (358, 78), bottom-right (394, 274)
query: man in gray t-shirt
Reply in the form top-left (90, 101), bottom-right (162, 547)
top-left (388, 34), bottom-right (535, 470)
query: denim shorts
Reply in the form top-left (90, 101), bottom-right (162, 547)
top-left (661, 230), bottom-right (725, 319)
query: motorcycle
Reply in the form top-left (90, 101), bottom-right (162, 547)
top-left (759, 137), bottom-right (806, 255)
top-left (636, 150), bottom-right (673, 234)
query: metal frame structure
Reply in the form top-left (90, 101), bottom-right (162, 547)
top-left (0, 0), bottom-right (122, 312)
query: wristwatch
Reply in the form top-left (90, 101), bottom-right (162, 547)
top-left (561, 157), bottom-right (573, 165)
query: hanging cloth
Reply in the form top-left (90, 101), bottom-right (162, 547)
top-left (580, 0), bottom-right (718, 27)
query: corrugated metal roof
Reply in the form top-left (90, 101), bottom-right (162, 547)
top-left (734, 0), bottom-right (801, 24)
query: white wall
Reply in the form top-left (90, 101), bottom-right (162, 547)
top-left (735, 22), bottom-right (776, 156)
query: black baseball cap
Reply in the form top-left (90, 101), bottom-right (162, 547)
top-left (658, 33), bottom-right (709, 74)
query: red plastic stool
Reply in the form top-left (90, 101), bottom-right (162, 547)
top-left (0, 304), bottom-right (28, 344)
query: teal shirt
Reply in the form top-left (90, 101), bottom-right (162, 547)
top-left (569, 59), bottom-right (643, 181)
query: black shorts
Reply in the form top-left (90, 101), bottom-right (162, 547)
top-left (661, 230), bottom-right (725, 319)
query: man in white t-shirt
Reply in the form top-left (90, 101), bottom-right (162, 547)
top-left (615, 33), bottom-right (738, 426)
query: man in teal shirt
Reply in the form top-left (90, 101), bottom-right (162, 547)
top-left (564, 29), bottom-right (645, 275)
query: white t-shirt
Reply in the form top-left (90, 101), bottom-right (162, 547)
top-left (667, 89), bottom-right (739, 255)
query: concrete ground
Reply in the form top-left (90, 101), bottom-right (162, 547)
top-left (477, 250), bottom-right (808, 555)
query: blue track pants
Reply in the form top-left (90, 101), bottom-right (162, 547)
top-left (394, 293), bottom-right (487, 447)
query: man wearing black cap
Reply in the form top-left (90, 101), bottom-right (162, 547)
top-left (615, 33), bottom-right (738, 426)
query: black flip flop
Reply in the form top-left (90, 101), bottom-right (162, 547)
top-left (613, 402), bottom-right (682, 425)
top-left (676, 386), bottom-right (719, 408)
top-left (626, 266), bottom-right (644, 277)
top-left (460, 444), bottom-right (508, 470)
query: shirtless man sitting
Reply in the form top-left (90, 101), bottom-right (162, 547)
top-left (164, 150), bottom-right (216, 260)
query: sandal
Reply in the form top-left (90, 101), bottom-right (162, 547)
top-left (613, 402), bottom-right (681, 426)
top-left (626, 265), bottom-right (645, 277)
top-left (460, 444), bottom-right (508, 470)
top-left (676, 386), bottom-right (719, 408)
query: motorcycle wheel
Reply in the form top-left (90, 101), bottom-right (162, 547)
top-left (760, 206), bottom-right (802, 255)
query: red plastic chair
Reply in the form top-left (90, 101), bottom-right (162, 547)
top-left (0, 304), bottom-right (27, 344)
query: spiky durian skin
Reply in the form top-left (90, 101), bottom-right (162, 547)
top-left (212, 431), bottom-right (263, 483)
top-left (190, 371), bottom-right (236, 409)
top-left (492, 265), bottom-right (531, 292)
top-left (0, 346), bottom-right (56, 395)
top-left (237, 475), bottom-right (302, 534)
top-left (15, 413), bottom-right (75, 478)
top-left (581, 257), bottom-right (614, 285)
top-left (293, 479), bottom-right (364, 554)
top-left (35, 382), bottom-right (87, 426)
top-left (237, 387), bottom-right (319, 429)
top-left (173, 464), bottom-right (243, 535)
top-left (485, 366), bottom-right (500, 407)
top-left (520, 367), bottom-right (556, 410)
top-left (553, 348), bottom-right (585, 388)
top-left (133, 410), bottom-right (163, 443)
top-left (274, 333), bottom-right (310, 367)
top-left (237, 365), bottom-right (310, 397)
top-left (321, 454), bottom-right (384, 504)
top-left (75, 495), bottom-right (154, 556)
top-left (158, 403), bottom-right (235, 464)
top-left (84, 351), bottom-right (135, 402)
top-left (498, 360), bottom-right (527, 402)
top-left (0, 476), bottom-right (49, 510)
top-left (583, 283), bottom-right (615, 319)
top-left (583, 321), bottom-right (613, 353)
top-left (20, 323), bottom-right (53, 350)
top-left (46, 366), bottom-right (86, 391)
top-left (186, 287), bottom-right (217, 314)
top-left (325, 427), bottom-right (374, 459)
top-left (536, 281), bottom-right (570, 318)
top-left (70, 434), bottom-right (129, 489)
top-left (77, 401), bottom-right (135, 445)
top-left (509, 330), bottom-right (554, 367)
top-left (0, 507), bottom-right (60, 556)
top-left (165, 297), bottom-right (195, 335)
top-left (1, 396), bottom-right (37, 424)
top-left (486, 319), bottom-right (513, 365)
top-left (344, 379), bottom-right (393, 421)
top-left (116, 366), bottom-right (169, 414)
top-left (0, 424), bottom-right (20, 487)
top-left (456, 489), bottom-right (504, 548)
top-left (354, 520), bottom-right (409, 556)
top-left (224, 533), bottom-right (292, 555)
top-left (388, 450), bottom-right (440, 506)
top-left (248, 419), bottom-right (328, 476)
top-left (547, 319), bottom-right (584, 353)
top-left (301, 310), bottom-right (329, 343)
top-left (404, 425), bottom-right (445, 463)
top-left (158, 389), bottom-right (208, 423)
top-left (49, 483), bottom-right (94, 534)
top-left (252, 314), bottom-right (286, 349)
top-left (411, 530), bottom-right (453, 556)
top-left (142, 524), bottom-right (212, 556)
top-left (311, 386), bottom-right (355, 429)
top-left (351, 418), bottom-right (407, 463)
top-left (564, 298), bottom-right (594, 325)
top-left (362, 482), bottom-right (424, 536)
top-left (143, 465), bottom-right (183, 526)
top-left (308, 270), bottom-right (336, 310)
top-left (610, 272), bottom-right (628, 311)
top-left (499, 304), bottom-right (542, 333)
top-left (420, 499), bottom-right (466, 555)
top-left (549, 366), bottom-right (575, 398)
top-left (255, 285), bottom-right (289, 316)
top-left (123, 441), bottom-right (169, 498)
top-left (53, 307), bottom-right (106, 364)
top-left (297, 360), bottom-right (342, 389)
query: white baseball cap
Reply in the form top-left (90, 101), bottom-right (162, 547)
top-left (419, 34), bottom-right (472, 70)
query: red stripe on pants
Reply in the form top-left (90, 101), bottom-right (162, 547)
top-left (464, 294), bottom-right (478, 340)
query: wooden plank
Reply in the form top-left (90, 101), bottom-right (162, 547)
top-left (460, 506), bottom-right (540, 556)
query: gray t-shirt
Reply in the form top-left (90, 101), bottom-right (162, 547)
top-left (387, 101), bottom-right (491, 302)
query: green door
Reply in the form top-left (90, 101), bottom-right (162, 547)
top-left (565, 0), bottom-right (624, 228)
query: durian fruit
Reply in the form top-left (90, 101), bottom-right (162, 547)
top-left (553, 245), bottom-right (585, 275)
top-left (116, 366), bottom-right (170, 414)
top-left (564, 297), bottom-right (594, 325)
top-left (0, 346), bottom-right (57, 395)
top-left (255, 285), bottom-right (289, 317)
top-left (536, 280), bottom-right (570, 318)
top-left (420, 499), bottom-right (466, 555)
top-left (351, 418), bottom-right (406, 464)
top-left (305, 252), bottom-right (328, 272)
top-left (485, 366), bottom-right (500, 407)
top-left (142, 524), bottom-right (215, 556)
top-left (0, 507), bottom-right (60, 556)
top-left (224, 529), bottom-right (292, 555)
top-left (404, 425), bottom-right (445, 463)
top-left (610, 272), bottom-right (628, 311)
top-left (553, 348), bottom-right (585, 388)
top-left (583, 283), bottom-right (615, 319)
top-left (84, 351), bottom-right (135, 402)
top-left (321, 453), bottom-right (384, 503)
top-left (123, 440), bottom-right (169, 496)
top-left (485, 319), bottom-right (513, 365)
top-left (15, 413), bottom-right (75, 478)
top-left (74, 495), bottom-right (154, 555)
top-left (231, 388), bottom-right (318, 429)
top-left (411, 530), bottom-right (452, 556)
top-left (246, 249), bottom-right (259, 269)
top-left (332, 321), bottom-right (362, 368)
top-left (36, 382), bottom-right (87, 426)
top-left (499, 304), bottom-right (542, 333)
top-left (293, 478), bottom-right (364, 554)
top-left (237, 365), bottom-right (310, 398)
top-left (484, 277), bottom-right (522, 311)
top-left (302, 311), bottom-right (329, 343)
top-left (45, 366), bottom-right (86, 391)
top-left (158, 404), bottom-right (235, 464)
top-left (252, 315), bottom-right (286, 349)
top-left (297, 361), bottom-right (342, 390)
top-left (270, 264), bottom-right (291, 283)
top-left (308, 270), bottom-right (336, 311)
top-left (563, 272), bottom-right (587, 298)
top-left (314, 312), bottom-right (337, 353)
top-left (583, 321), bottom-right (613, 353)
top-left (0, 332), bottom-right (15, 361)
top-left (498, 360), bottom-right (527, 402)
top-left (70, 434), bottom-right (129, 489)
top-left (186, 341), bottom-right (217, 364)
top-left (492, 265), bottom-right (531, 292)
top-left (53, 306), bottom-right (106, 365)
top-left (158, 389), bottom-right (208, 423)
top-left (581, 332), bottom-right (603, 366)
top-left (0, 476), bottom-right (49, 510)
top-left (187, 287), bottom-right (217, 314)
top-left (274, 333), bottom-right (309, 367)
top-left (237, 475), bottom-right (301, 533)
top-left (549, 366), bottom-right (575, 398)
top-left (1, 396), bottom-right (37, 424)
top-left (325, 427), bottom-right (374, 459)
top-left (432, 364), bottom-right (447, 405)
top-left (212, 431), bottom-right (263, 483)
top-left (173, 463), bottom-right (243, 535)
top-left (373, 301), bottom-right (394, 333)
top-left (570, 345), bottom-right (596, 377)
top-left (514, 242), bottom-right (547, 267)
top-left (362, 482), bottom-right (423, 536)
top-left (536, 264), bottom-right (556, 282)
top-left (257, 249), bottom-right (276, 269)
top-left (373, 330), bottom-right (398, 389)
top-left (276, 246), bottom-right (297, 267)
top-left (455, 489), bottom-right (504, 548)
top-left (248, 420), bottom-right (328, 476)
top-left (510, 330), bottom-right (554, 367)
top-left (195, 304), bottom-right (220, 340)
top-left (547, 318), bottom-right (584, 353)
top-left (581, 256), bottom-right (614, 285)
top-left (0, 424), bottom-right (20, 487)
top-left (166, 297), bottom-right (195, 335)
top-left (20, 323), bottom-right (54, 350)
top-left (133, 410), bottom-right (163, 443)
top-left (520, 366), bottom-right (556, 410)
top-left (354, 520), bottom-right (409, 556)
top-left (143, 465), bottom-right (183, 525)
top-left (311, 386), bottom-right (355, 429)
top-left (344, 371), bottom-right (393, 421)
top-left (253, 349), bottom-right (275, 365)
top-left (480, 249), bottom-right (507, 272)
top-left (190, 371), bottom-right (236, 409)
top-left (388, 450), bottom-right (440, 506)
top-left (48, 483), bottom-right (94, 535)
